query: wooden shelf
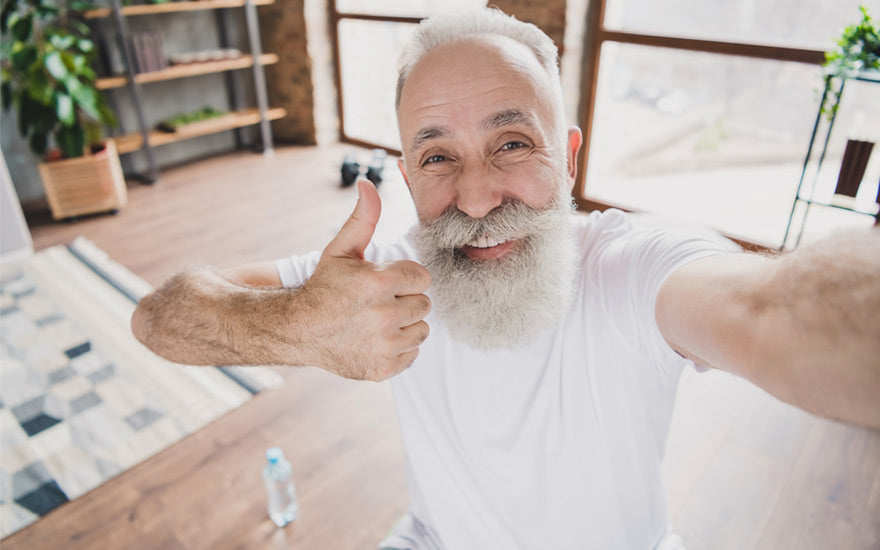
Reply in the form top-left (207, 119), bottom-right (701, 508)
top-left (114, 107), bottom-right (286, 154)
top-left (96, 54), bottom-right (279, 90)
top-left (84, 0), bottom-right (273, 19)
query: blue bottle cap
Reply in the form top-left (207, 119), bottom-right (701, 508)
top-left (266, 446), bottom-right (283, 464)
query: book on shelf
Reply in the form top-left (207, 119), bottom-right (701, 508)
top-left (129, 30), bottom-right (167, 73)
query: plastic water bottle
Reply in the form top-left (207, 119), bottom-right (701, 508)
top-left (262, 447), bottom-right (298, 527)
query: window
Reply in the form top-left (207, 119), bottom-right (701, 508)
top-left (576, 0), bottom-right (879, 248)
top-left (332, 1), bottom-right (486, 152)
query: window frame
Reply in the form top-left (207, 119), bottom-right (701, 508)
top-left (330, 3), bottom-right (423, 156)
top-left (573, 0), bottom-right (826, 248)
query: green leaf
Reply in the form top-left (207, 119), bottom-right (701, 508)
top-left (35, 2), bottom-right (60, 17)
top-left (29, 131), bottom-right (48, 157)
top-left (1, 1), bottom-right (16, 34)
top-left (18, 95), bottom-right (36, 137)
top-left (67, 77), bottom-right (101, 120)
top-left (76, 38), bottom-right (94, 53)
top-left (50, 34), bottom-right (76, 51)
top-left (98, 101), bottom-right (117, 127)
top-left (27, 70), bottom-right (53, 104)
top-left (54, 91), bottom-right (74, 125)
top-left (31, 102), bottom-right (58, 133)
top-left (1, 81), bottom-right (12, 111)
top-left (80, 65), bottom-right (95, 81)
top-left (10, 13), bottom-right (31, 42)
top-left (69, 1), bottom-right (97, 12)
top-left (44, 51), bottom-right (68, 81)
top-left (11, 46), bottom-right (38, 73)
top-left (70, 20), bottom-right (90, 36)
top-left (56, 124), bottom-right (85, 158)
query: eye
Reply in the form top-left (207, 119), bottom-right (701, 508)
top-left (422, 154), bottom-right (448, 166)
top-left (499, 141), bottom-right (528, 152)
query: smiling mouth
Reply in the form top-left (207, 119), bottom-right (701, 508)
top-left (459, 235), bottom-right (519, 260)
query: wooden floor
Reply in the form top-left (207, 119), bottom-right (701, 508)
top-left (6, 144), bottom-right (880, 549)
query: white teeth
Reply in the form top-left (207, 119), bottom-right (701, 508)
top-left (467, 235), bottom-right (504, 248)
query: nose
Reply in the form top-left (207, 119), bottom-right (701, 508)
top-left (454, 164), bottom-right (503, 219)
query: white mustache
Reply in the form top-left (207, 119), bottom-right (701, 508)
top-left (419, 198), bottom-right (569, 252)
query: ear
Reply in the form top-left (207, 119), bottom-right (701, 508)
top-left (565, 127), bottom-right (583, 191)
top-left (397, 157), bottom-right (412, 193)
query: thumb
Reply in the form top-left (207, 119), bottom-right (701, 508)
top-left (324, 179), bottom-right (381, 259)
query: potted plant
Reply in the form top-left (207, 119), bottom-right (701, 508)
top-left (1, 0), bottom-right (126, 220)
top-left (824, 5), bottom-right (880, 76)
top-left (821, 5), bottom-right (880, 117)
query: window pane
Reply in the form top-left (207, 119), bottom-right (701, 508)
top-left (336, 0), bottom-right (486, 18)
top-left (603, 0), bottom-right (873, 50)
top-left (338, 19), bottom-right (419, 149)
top-left (583, 43), bottom-right (880, 247)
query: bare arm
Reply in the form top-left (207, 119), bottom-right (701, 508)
top-left (130, 265), bottom-right (308, 366)
top-left (131, 181), bottom-right (431, 381)
top-left (656, 228), bottom-right (880, 429)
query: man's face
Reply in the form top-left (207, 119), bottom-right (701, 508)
top-left (397, 35), bottom-right (581, 261)
top-left (397, 35), bottom-right (583, 350)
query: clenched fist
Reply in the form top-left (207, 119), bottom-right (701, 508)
top-left (302, 180), bottom-right (431, 381)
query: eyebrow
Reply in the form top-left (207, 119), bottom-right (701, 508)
top-left (480, 108), bottom-right (537, 131)
top-left (410, 125), bottom-right (450, 157)
top-left (408, 109), bottom-right (538, 157)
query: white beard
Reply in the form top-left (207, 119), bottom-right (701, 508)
top-left (411, 186), bottom-right (577, 351)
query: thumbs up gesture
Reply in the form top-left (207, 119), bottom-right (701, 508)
top-left (303, 180), bottom-right (431, 381)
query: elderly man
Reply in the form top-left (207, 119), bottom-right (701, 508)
top-left (132, 8), bottom-right (880, 550)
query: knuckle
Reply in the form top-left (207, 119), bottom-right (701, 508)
top-left (393, 261), bottom-right (431, 287)
top-left (363, 270), bottom-right (389, 295)
top-left (416, 321), bottom-right (430, 343)
top-left (416, 295), bottom-right (432, 316)
top-left (375, 303), bottom-right (398, 328)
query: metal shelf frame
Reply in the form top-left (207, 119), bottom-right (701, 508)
top-left (92, 0), bottom-right (276, 183)
top-left (781, 70), bottom-right (880, 250)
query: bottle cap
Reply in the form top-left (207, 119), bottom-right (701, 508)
top-left (266, 446), bottom-right (283, 464)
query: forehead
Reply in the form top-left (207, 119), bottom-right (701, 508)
top-left (397, 35), bottom-right (556, 140)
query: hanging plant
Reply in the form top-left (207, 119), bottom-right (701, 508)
top-left (821, 5), bottom-right (880, 118)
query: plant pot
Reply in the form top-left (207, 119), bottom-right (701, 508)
top-left (37, 139), bottom-right (127, 220)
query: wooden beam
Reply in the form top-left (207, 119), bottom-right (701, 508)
top-left (572, 0), bottom-right (606, 208)
top-left (599, 30), bottom-right (826, 65)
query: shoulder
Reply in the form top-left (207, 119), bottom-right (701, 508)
top-left (573, 208), bottom-right (737, 269)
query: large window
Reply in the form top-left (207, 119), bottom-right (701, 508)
top-left (576, 0), bottom-right (879, 248)
top-left (332, 1), bottom-right (486, 152)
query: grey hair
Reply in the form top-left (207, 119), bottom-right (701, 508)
top-left (395, 8), bottom-right (562, 113)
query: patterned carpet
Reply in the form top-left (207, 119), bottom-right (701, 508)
top-left (0, 238), bottom-right (282, 537)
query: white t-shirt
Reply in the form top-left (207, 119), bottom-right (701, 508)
top-left (276, 209), bottom-right (727, 550)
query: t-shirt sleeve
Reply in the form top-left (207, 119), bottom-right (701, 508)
top-left (585, 210), bottom-right (729, 374)
top-left (275, 250), bottom-right (321, 289)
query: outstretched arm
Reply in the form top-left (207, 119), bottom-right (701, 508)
top-left (656, 228), bottom-right (880, 429)
top-left (131, 180), bottom-right (432, 381)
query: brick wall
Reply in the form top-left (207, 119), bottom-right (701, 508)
top-left (492, 0), bottom-right (567, 58)
top-left (259, 0), bottom-right (317, 144)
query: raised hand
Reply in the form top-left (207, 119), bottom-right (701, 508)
top-left (302, 180), bottom-right (432, 381)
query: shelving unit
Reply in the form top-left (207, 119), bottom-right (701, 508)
top-left (95, 53), bottom-right (279, 90)
top-left (114, 107), bottom-right (287, 154)
top-left (781, 69), bottom-right (880, 249)
top-left (87, 0), bottom-right (285, 182)
top-left (83, 0), bottom-right (274, 18)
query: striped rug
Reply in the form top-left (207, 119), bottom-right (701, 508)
top-left (0, 238), bottom-right (282, 537)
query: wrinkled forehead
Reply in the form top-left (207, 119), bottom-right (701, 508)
top-left (399, 34), bottom-right (556, 113)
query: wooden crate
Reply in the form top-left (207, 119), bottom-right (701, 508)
top-left (38, 139), bottom-right (127, 220)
